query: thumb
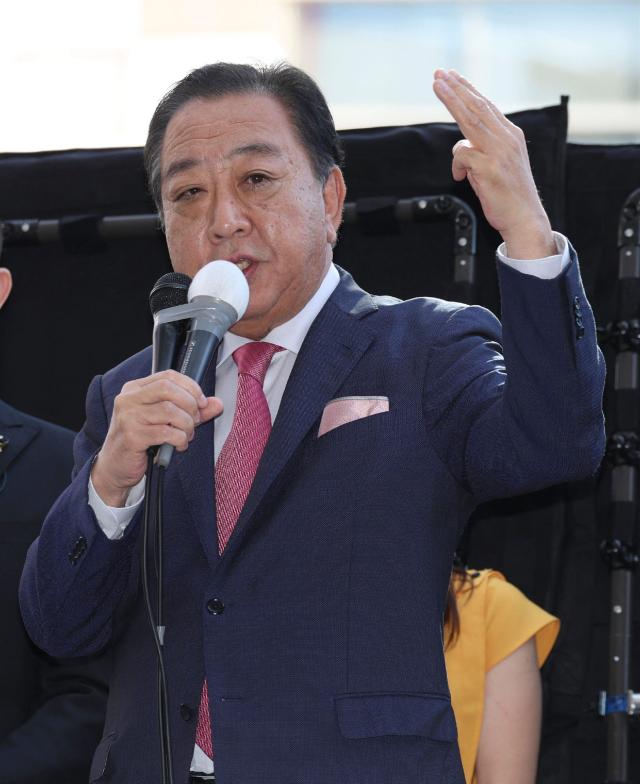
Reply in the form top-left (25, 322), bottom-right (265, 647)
top-left (199, 396), bottom-right (224, 423)
top-left (451, 139), bottom-right (480, 183)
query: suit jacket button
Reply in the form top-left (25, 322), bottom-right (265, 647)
top-left (67, 536), bottom-right (87, 564)
top-left (207, 598), bottom-right (225, 615)
top-left (180, 703), bottom-right (194, 721)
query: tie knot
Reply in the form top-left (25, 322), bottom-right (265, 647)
top-left (232, 341), bottom-right (283, 384)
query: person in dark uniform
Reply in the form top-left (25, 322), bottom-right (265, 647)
top-left (0, 266), bottom-right (109, 784)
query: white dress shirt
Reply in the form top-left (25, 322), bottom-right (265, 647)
top-left (87, 233), bottom-right (570, 772)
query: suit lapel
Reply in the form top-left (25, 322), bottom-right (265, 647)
top-left (218, 270), bottom-right (378, 564)
top-left (0, 400), bottom-right (40, 480)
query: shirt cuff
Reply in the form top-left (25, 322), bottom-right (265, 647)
top-left (88, 475), bottom-right (146, 540)
top-left (497, 231), bottom-right (570, 279)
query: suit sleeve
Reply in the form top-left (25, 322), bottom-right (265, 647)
top-left (0, 650), bottom-right (110, 784)
top-left (19, 375), bottom-right (143, 658)
top-left (422, 246), bottom-right (606, 504)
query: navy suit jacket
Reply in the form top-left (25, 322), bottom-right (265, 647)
top-left (0, 401), bottom-right (108, 783)
top-left (20, 257), bottom-right (605, 784)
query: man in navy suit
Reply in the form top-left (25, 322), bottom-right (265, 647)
top-left (20, 64), bottom-right (605, 783)
top-left (0, 267), bottom-right (108, 783)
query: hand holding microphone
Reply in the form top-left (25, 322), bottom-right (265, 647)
top-left (91, 261), bottom-right (249, 506)
top-left (155, 261), bottom-right (249, 467)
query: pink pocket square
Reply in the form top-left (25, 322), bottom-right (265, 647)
top-left (318, 396), bottom-right (389, 437)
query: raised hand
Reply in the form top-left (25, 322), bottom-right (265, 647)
top-left (91, 370), bottom-right (222, 507)
top-left (433, 69), bottom-right (555, 260)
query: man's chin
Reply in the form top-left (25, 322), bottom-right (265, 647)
top-left (229, 315), bottom-right (271, 342)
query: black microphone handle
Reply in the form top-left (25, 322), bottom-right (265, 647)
top-left (152, 322), bottom-right (183, 374)
top-left (156, 329), bottom-right (220, 468)
top-left (178, 329), bottom-right (219, 383)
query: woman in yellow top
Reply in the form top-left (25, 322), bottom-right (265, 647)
top-left (444, 569), bottom-right (560, 784)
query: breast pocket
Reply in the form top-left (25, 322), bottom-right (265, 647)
top-left (312, 407), bottom-right (398, 462)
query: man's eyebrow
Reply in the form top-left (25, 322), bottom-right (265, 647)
top-left (163, 143), bottom-right (283, 184)
top-left (164, 157), bottom-right (199, 182)
top-left (229, 142), bottom-right (283, 159)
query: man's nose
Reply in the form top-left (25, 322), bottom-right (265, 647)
top-left (207, 196), bottom-right (250, 241)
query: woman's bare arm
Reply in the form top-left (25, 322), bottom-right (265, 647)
top-left (476, 637), bottom-right (542, 784)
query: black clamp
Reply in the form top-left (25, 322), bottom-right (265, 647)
top-left (410, 195), bottom-right (476, 285)
top-left (597, 319), bottom-right (640, 351)
top-left (342, 194), bottom-right (477, 291)
top-left (600, 539), bottom-right (640, 571)
top-left (0, 218), bottom-right (46, 247)
top-left (617, 189), bottom-right (640, 282)
top-left (618, 191), bottom-right (640, 248)
top-left (605, 432), bottom-right (640, 466)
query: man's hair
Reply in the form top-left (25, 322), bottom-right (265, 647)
top-left (144, 61), bottom-right (345, 217)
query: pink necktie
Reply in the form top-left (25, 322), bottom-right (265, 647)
top-left (195, 341), bottom-right (283, 759)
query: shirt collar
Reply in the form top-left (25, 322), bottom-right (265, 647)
top-left (217, 263), bottom-right (340, 366)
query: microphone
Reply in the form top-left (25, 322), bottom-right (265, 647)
top-left (156, 260), bottom-right (250, 468)
top-left (149, 272), bottom-right (192, 373)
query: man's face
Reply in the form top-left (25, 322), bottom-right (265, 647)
top-left (160, 92), bottom-right (345, 339)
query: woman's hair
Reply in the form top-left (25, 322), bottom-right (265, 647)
top-left (444, 562), bottom-right (474, 649)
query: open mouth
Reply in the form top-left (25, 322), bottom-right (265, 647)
top-left (229, 256), bottom-right (260, 279)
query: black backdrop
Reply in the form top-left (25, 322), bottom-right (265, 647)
top-left (1, 100), bottom-right (639, 783)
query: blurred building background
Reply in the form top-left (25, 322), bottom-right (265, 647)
top-left (1, 0), bottom-right (638, 151)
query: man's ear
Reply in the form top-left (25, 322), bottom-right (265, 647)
top-left (323, 166), bottom-right (347, 247)
top-left (0, 268), bottom-right (13, 310)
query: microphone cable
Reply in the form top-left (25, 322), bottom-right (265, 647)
top-left (142, 272), bottom-right (191, 784)
top-left (141, 452), bottom-right (174, 784)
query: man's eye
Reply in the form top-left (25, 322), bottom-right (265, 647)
top-left (246, 173), bottom-right (271, 187)
top-left (176, 187), bottom-right (200, 201)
